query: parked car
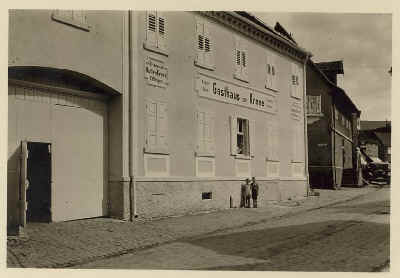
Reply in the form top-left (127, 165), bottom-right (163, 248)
top-left (363, 159), bottom-right (391, 185)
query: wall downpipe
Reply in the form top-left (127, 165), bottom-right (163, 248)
top-left (128, 10), bottom-right (137, 220)
top-left (302, 53), bottom-right (311, 196)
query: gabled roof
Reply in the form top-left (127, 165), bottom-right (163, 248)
top-left (308, 59), bottom-right (360, 115)
top-left (360, 121), bottom-right (391, 131)
top-left (315, 61), bottom-right (344, 74)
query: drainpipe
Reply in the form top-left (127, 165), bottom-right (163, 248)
top-left (128, 10), bottom-right (138, 219)
top-left (332, 95), bottom-right (336, 187)
top-left (302, 53), bottom-right (311, 196)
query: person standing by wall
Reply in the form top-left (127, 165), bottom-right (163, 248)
top-left (241, 178), bottom-right (251, 208)
top-left (251, 177), bottom-right (259, 208)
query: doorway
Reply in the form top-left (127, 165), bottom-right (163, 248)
top-left (26, 142), bottom-right (52, 222)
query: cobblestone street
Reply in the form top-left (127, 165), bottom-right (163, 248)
top-left (7, 186), bottom-right (385, 270)
top-left (76, 186), bottom-right (390, 271)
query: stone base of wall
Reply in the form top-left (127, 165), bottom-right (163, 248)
top-left (133, 179), bottom-right (307, 219)
top-left (108, 180), bottom-right (130, 220)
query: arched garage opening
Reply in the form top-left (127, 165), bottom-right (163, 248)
top-left (8, 66), bottom-right (121, 229)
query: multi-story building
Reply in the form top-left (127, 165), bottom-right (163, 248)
top-left (8, 11), bottom-right (311, 233)
top-left (306, 60), bottom-right (361, 189)
top-left (359, 121), bottom-right (391, 163)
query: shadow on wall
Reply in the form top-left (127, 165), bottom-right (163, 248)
top-left (183, 220), bottom-right (389, 272)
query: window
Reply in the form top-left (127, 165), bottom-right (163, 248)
top-left (51, 10), bottom-right (90, 31)
top-left (195, 19), bottom-right (214, 70)
top-left (307, 95), bottom-right (322, 114)
top-left (144, 11), bottom-right (168, 55)
top-left (342, 115), bottom-right (346, 126)
top-left (234, 37), bottom-right (248, 82)
top-left (196, 110), bottom-right (215, 156)
top-left (266, 55), bottom-right (277, 91)
top-left (291, 63), bottom-right (302, 99)
top-left (230, 116), bottom-right (255, 158)
top-left (145, 99), bottom-right (169, 154)
top-left (266, 119), bottom-right (279, 161)
top-left (335, 107), bottom-right (339, 120)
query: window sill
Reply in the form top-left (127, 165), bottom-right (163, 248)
top-left (143, 42), bottom-right (169, 57)
top-left (195, 152), bottom-right (215, 158)
top-left (144, 148), bottom-right (170, 155)
top-left (233, 73), bottom-right (249, 83)
top-left (265, 86), bottom-right (279, 93)
top-left (194, 60), bottom-right (215, 71)
top-left (235, 154), bottom-right (252, 160)
top-left (291, 95), bottom-right (302, 100)
top-left (51, 14), bottom-right (91, 32)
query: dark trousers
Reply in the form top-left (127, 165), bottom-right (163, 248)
top-left (245, 195), bottom-right (251, 208)
top-left (252, 197), bottom-right (258, 208)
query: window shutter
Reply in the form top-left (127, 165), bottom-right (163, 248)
top-left (145, 100), bottom-right (158, 152)
top-left (196, 19), bottom-right (204, 65)
top-left (157, 102), bottom-right (168, 153)
top-left (205, 112), bottom-right (216, 155)
top-left (241, 43), bottom-right (248, 80)
top-left (298, 125), bottom-right (303, 162)
top-left (146, 11), bottom-right (157, 48)
top-left (272, 64), bottom-right (277, 91)
top-left (235, 37), bottom-right (241, 77)
top-left (203, 22), bottom-right (214, 67)
top-left (249, 119), bottom-right (256, 157)
top-left (157, 12), bottom-right (167, 51)
top-left (230, 115), bottom-right (237, 155)
top-left (196, 111), bottom-right (205, 153)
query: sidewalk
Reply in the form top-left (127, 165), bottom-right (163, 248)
top-left (7, 186), bottom-right (379, 268)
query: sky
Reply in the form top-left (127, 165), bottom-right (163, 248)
top-left (255, 13), bottom-right (392, 121)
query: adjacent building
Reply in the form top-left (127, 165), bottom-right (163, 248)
top-left (306, 60), bottom-right (361, 189)
top-left (8, 11), bottom-right (312, 233)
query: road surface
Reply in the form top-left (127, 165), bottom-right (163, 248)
top-left (75, 187), bottom-right (390, 272)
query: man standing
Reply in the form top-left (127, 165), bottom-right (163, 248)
top-left (251, 177), bottom-right (259, 208)
top-left (241, 178), bottom-right (251, 208)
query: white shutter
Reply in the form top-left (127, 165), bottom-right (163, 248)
top-left (249, 119), bottom-right (256, 157)
top-left (157, 12), bottom-right (167, 50)
top-left (145, 100), bottom-right (158, 152)
top-left (241, 43), bottom-right (248, 80)
top-left (297, 125), bottom-right (303, 162)
top-left (230, 115), bottom-right (237, 155)
top-left (235, 37), bottom-right (241, 77)
top-left (146, 11), bottom-right (157, 48)
top-left (205, 112), bottom-right (216, 155)
top-left (203, 22), bottom-right (214, 67)
top-left (157, 102), bottom-right (168, 153)
top-left (272, 64), bottom-right (277, 91)
top-left (195, 19), bottom-right (204, 65)
top-left (292, 124), bottom-right (297, 162)
top-left (196, 111), bottom-right (205, 153)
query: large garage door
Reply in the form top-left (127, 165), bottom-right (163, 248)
top-left (52, 96), bottom-right (108, 221)
top-left (8, 84), bottom-right (108, 222)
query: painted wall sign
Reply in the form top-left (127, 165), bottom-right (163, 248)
top-left (145, 56), bottom-right (169, 88)
top-left (291, 101), bottom-right (303, 121)
top-left (195, 73), bottom-right (277, 114)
